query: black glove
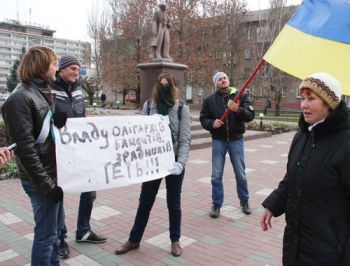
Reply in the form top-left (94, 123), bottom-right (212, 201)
top-left (53, 112), bottom-right (67, 129)
top-left (48, 186), bottom-right (63, 203)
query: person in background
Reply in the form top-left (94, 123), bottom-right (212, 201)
top-left (0, 147), bottom-right (14, 167)
top-left (51, 55), bottom-right (107, 259)
top-left (101, 92), bottom-right (106, 109)
top-left (261, 72), bottom-right (350, 265)
top-left (115, 72), bottom-right (191, 257)
top-left (2, 45), bottom-right (63, 265)
top-left (200, 72), bottom-right (255, 218)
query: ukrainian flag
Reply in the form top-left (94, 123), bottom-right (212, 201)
top-left (263, 0), bottom-right (350, 95)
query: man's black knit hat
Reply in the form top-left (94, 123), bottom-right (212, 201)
top-left (59, 55), bottom-right (81, 70)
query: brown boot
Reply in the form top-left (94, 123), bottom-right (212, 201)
top-left (171, 242), bottom-right (182, 257)
top-left (115, 241), bottom-right (140, 255)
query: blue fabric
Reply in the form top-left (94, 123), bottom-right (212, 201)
top-left (211, 139), bottom-right (249, 206)
top-left (76, 191), bottom-right (97, 236)
top-left (288, 0), bottom-right (350, 44)
top-left (129, 170), bottom-right (185, 243)
top-left (21, 180), bottom-right (63, 266)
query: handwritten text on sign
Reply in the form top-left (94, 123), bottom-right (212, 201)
top-left (54, 116), bottom-right (175, 193)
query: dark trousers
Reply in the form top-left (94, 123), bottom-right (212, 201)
top-left (129, 169), bottom-right (185, 243)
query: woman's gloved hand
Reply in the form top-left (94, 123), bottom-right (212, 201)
top-left (169, 162), bottom-right (183, 175)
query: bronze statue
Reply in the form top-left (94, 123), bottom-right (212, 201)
top-left (150, 4), bottom-right (172, 61)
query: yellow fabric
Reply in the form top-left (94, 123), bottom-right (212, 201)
top-left (230, 87), bottom-right (237, 94)
top-left (263, 25), bottom-right (350, 96)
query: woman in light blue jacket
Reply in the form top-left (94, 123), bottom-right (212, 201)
top-left (115, 72), bottom-right (191, 257)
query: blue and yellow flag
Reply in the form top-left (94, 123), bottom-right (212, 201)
top-left (263, 0), bottom-right (350, 95)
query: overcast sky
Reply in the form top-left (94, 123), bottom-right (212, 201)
top-left (0, 0), bottom-right (302, 43)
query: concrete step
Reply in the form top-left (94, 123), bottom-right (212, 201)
top-left (189, 121), bottom-right (272, 150)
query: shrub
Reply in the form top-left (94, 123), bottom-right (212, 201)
top-left (0, 157), bottom-right (18, 180)
top-left (245, 120), bottom-right (299, 135)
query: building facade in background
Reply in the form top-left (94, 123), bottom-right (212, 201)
top-left (0, 20), bottom-right (91, 92)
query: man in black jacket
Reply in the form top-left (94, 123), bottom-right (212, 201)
top-left (3, 45), bottom-right (63, 265)
top-left (200, 72), bottom-right (255, 218)
top-left (51, 55), bottom-right (106, 259)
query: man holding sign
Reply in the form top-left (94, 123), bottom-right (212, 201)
top-left (115, 72), bottom-right (191, 257)
top-left (51, 55), bottom-right (106, 259)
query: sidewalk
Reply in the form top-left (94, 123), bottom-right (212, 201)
top-left (0, 130), bottom-right (296, 266)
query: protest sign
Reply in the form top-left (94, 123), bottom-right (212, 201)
top-left (53, 115), bottom-right (175, 193)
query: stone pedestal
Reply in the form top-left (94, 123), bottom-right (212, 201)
top-left (137, 61), bottom-right (188, 108)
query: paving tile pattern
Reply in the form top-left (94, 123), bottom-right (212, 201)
top-left (0, 131), bottom-right (297, 266)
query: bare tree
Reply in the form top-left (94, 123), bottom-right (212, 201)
top-left (86, 1), bottom-right (110, 101)
top-left (100, 0), bottom-right (156, 105)
top-left (255, 0), bottom-right (296, 116)
top-left (79, 76), bottom-right (98, 105)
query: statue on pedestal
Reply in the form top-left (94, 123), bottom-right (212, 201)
top-left (150, 4), bottom-right (173, 61)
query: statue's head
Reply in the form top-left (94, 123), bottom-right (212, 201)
top-left (159, 3), bottom-right (167, 10)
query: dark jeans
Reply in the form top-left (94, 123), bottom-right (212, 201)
top-left (59, 191), bottom-right (96, 238)
top-left (129, 169), bottom-right (185, 243)
top-left (22, 180), bottom-right (63, 266)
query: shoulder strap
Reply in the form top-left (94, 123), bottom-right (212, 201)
top-left (177, 100), bottom-right (185, 121)
top-left (146, 99), bottom-right (152, 115)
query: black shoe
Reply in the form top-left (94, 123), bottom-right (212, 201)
top-left (76, 230), bottom-right (107, 243)
top-left (210, 204), bottom-right (220, 218)
top-left (58, 238), bottom-right (70, 259)
top-left (240, 200), bottom-right (251, 215)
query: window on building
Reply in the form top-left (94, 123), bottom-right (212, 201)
top-left (13, 35), bottom-right (26, 40)
top-left (244, 48), bottom-right (252, 59)
top-left (280, 86), bottom-right (287, 94)
top-left (0, 60), bottom-right (11, 65)
top-left (0, 47), bottom-right (11, 52)
top-left (246, 27), bottom-right (252, 40)
top-left (296, 87), bottom-right (301, 98)
top-left (0, 54), bottom-right (11, 59)
top-left (44, 39), bottom-right (54, 44)
top-left (0, 33), bottom-right (11, 38)
top-left (13, 41), bottom-right (25, 46)
top-left (28, 38), bottom-right (41, 46)
top-left (56, 41), bottom-right (67, 46)
top-left (257, 27), bottom-right (271, 43)
top-left (56, 47), bottom-right (66, 52)
top-left (244, 67), bottom-right (252, 78)
top-left (0, 40), bottom-right (12, 45)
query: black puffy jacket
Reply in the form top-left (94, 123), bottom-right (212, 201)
top-left (262, 101), bottom-right (350, 266)
top-left (200, 87), bottom-right (255, 140)
top-left (2, 79), bottom-right (56, 194)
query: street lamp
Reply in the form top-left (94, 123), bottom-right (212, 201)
top-left (259, 113), bottom-right (264, 128)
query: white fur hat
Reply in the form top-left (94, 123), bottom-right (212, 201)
top-left (299, 72), bottom-right (342, 110)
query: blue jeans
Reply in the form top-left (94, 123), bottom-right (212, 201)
top-left (59, 191), bottom-right (96, 238)
top-left (22, 180), bottom-right (63, 266)
top-left (129, 170), bottom-right (185, 243)
top-left (211, 138), bottom-right (249, 206)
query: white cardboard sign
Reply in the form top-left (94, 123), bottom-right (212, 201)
top-left (54, 115), bottom-right (175, 193)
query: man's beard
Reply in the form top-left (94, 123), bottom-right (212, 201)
top-left (218, 86), bottom-right (230, 97)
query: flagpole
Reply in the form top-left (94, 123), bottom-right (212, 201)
top-left (220, 59), bottom-right (265, 122)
